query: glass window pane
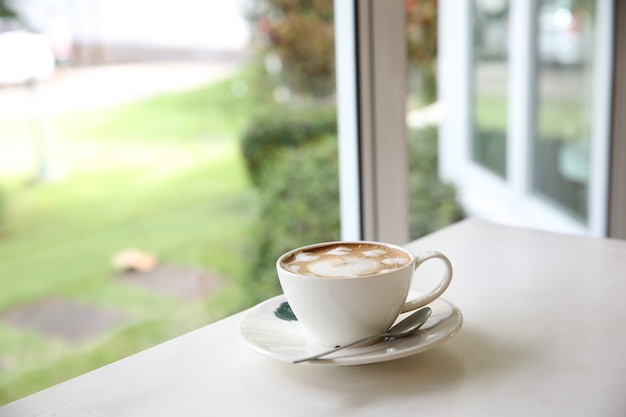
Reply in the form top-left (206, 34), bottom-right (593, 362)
top-left (406, 0), bottom-right (463, 240)
top-left (472, 0), bottom-right (509, 178)
top-left (533, 0), bottom-right (595, 222)
top-left (0, 0), bottom-right (337, 403)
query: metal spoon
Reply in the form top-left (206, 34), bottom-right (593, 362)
top-left (291, 306), bottom-right (432, 364)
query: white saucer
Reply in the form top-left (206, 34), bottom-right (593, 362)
top-left (237, 291), bottom-right (463, 366)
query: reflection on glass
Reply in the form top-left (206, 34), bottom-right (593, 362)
top-left (472, 0), bottom-right (509, 178)
top-left (533, 0), bottom-right (595, 222)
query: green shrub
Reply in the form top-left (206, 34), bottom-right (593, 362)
top-left (238, 119), bottom-right (462, 304)
top-left (244, 135), bottom-right (341, 303)
top-left (244, 0), bottom-right (336, 97)
top-left (244, 0), bottom-right (439, 102)
top-left (408, 126), bottom-right (464, 239)
top-left (240, 106), bottom-right (336, 186)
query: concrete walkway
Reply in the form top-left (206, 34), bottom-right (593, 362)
top-left (0, 59), bottom-right (243, 121)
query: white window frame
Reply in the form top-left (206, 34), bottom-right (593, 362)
top-left (335, 0), bottom-right (409, 244)
top-left (438, 0), bottom-right (614, 237)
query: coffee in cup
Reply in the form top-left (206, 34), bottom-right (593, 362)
top-left (280, 242), bottom-right (412, 278)
top-left (276, 241), bottom-right (453, 347)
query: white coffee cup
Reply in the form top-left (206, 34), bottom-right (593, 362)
top-left (276, 241), bottom-right (453, 347)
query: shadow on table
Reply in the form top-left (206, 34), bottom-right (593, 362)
top-left (241, 323), bottom-right (529, 412)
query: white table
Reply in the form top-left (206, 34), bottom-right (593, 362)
top-left (2, 219), bottom-right (626, 416)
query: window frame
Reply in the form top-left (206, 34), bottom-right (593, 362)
top-left (335, 0), bottom-right (409, 244)
top-left (438, 0), bottom-right (614, 237)
top-left (336, 0), bottom-right (616, 240)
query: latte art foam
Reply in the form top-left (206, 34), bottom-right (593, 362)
top-left (281, 243), bottom-right (412, 278)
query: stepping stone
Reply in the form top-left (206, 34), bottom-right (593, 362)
top-left (118, 264), bottom-right (223, 300)
top-left (2, 298), bottom-right (129, 343)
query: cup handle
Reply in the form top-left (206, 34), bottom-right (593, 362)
top-left (400, 250), bottom-right (453, 313)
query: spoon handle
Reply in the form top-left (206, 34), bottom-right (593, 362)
top-left (291, 333), bottom-right (388, 364)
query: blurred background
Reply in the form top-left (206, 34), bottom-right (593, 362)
top-left (0, 0), bottom-right (616, 404)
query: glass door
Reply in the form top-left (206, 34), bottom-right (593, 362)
top-left (532, 0), bottom-right (596, 224)
top-left (438, 0), bottom-right (613, 236)
top-left (472, 0), bottom-right (510, 179)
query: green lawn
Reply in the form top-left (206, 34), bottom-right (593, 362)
top-left (475, 94), bottom-right (589, 139)
top-left (0, 72), bottom-right (263, 404)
